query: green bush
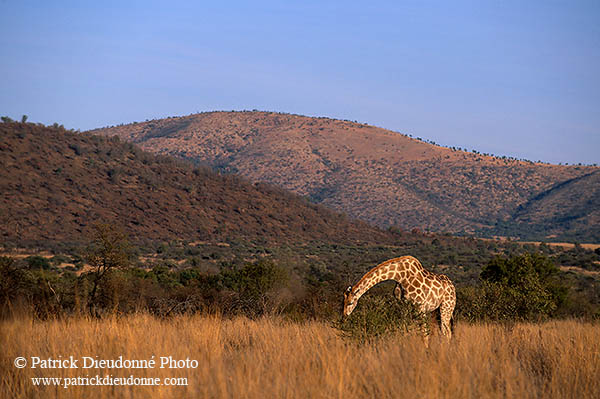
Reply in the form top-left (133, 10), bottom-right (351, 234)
top-left (457, 281), bottom-right (554, 322)
top-left (26, 256), bottom-right (51, 270)
top-left (458, 253), bottom-right (568, 322)
top-left (221, 260), bottom-right (288, 316)
top-left (335, 295), bottom-right (421, 342)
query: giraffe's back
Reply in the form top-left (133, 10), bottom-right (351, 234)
top-left (416, 270), bottom-right (455, 312)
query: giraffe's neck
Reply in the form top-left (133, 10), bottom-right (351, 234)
top-left (351, 257), bottom-right (422, 300)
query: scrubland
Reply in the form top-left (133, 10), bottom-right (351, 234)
top-left (1, 315), bottom-right (598, 399)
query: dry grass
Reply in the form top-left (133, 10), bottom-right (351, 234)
top-left (1, 315), bottom-right (599, 398)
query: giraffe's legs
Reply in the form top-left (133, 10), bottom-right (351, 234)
top-left (393, 283), bottom-right (403, 300)
top-left (393, 284), bottom-right (432, 346)
top-left (395, 284), bottom-right (431, 346)
top-left (439, 301), bottom-right (454, 341)
top-left (417, 310), bottom-right (431, 348)
top-left (420, 322), bottom-right (430, 348)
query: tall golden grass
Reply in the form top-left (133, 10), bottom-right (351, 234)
top-left (1, 315), bottom-right (598, 398)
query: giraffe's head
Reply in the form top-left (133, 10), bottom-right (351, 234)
top-left (343, 286), bottom-right (358, 316)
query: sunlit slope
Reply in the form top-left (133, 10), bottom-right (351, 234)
top-left (91, 111), bottom-right (599, 240)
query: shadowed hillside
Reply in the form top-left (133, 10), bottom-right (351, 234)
top-left (90, 111), bottom-right (600, 241)
top-left (0, 122), bottom-right (395, 244)
top-left (508, 170), bottom-right (600, 242)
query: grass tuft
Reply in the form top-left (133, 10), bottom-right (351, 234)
top-left (1, 315), bottom-right (598, 398)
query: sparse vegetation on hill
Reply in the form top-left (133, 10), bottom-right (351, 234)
top-left (90, 111), bottom-right (600, 242)
top-left (0, 122), bottom-right (392, 245)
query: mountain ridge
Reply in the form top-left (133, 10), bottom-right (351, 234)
top-left (89, 111), bottom-right (600, 241)
top-left (0, 122), bottom-right (397, 245)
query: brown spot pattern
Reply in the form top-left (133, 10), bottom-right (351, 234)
top-left (347, 255), bottom-right (456, 340)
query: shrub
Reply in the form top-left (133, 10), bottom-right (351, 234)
top-left (0, 257), bottom-right (28, 311)
top-left (457, 281), bottom-right (554, 322)
top-left (335, 295), bottom-right (421, 342)
top-left (26, 256), bottom-right (51, 270)
top-left (221, 260), bottom-right (288, 316)
top-left (458, 253), bottom-right (568, 322)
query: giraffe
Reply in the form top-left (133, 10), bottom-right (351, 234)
top-left (343, 255), bottom-right (456, 343)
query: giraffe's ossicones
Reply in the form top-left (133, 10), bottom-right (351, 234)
top-left (343, 255), bottom-right (456, 340)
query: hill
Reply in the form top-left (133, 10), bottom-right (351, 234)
top-left (510, 171), bottom-right (600, 242)
top-left (0, 122), bottom-right (395, 244)
top-left (90, 111), bottom-right (600, 241)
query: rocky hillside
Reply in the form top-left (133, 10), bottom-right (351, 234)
top-left (90, 111), bottom-right (600, 242)
top-left (0, 122), bottom-right (396, 244)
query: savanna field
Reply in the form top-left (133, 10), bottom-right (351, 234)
top-left (2, 229), bottom-right (600, 398)
top-left (3, 2), bottom-right (600, 399)
top-left (2, 122), bottom-right (599, 399)
top-left (2, 314), bottom-right (599, 399)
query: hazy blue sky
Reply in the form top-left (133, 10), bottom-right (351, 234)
top-left (1, 1), bottom-right (598, 164)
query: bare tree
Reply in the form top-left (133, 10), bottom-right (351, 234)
top-left (85, 223), bottom-right (131, 317)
